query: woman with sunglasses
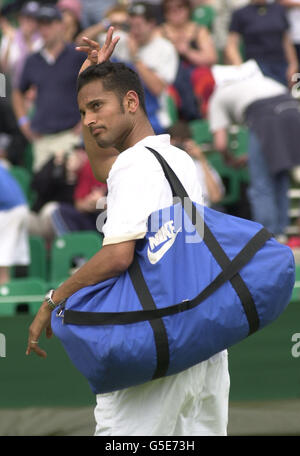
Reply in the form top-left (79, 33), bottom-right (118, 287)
top-left (159, 0), bottom-right (217, 117)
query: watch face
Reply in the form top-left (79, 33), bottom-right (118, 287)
top-left (45, 290), bottom-right (54, 301)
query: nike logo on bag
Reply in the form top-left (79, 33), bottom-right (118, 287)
top-left (147, 220), bottom-right (181, 265)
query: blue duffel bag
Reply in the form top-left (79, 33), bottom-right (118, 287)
top-left (51, 147), bottom-right (295, 394)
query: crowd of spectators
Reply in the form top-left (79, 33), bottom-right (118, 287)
top-left (1, 0), bottom-right (300, 282)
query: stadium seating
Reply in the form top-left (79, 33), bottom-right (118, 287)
top-left (2, 231), bottom-right (103, 316)
top-left (28, 235), bottom-right (48, 281)
top-left (189, 119), bottom-right (249, 205)
top-left (9, 165), bottom-right (36, 207)
top-left (49, 231), bottom-right (103, 285)
top-left (11, 235), bottom-right (48, 282)
top-left (0, 278), bottom-right (48, 316)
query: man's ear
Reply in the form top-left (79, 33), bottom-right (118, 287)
top-left (124, 90), bottom-right (140, 113)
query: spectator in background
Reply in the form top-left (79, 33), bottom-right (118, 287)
top-left (57, 0), bottom-right (83, 43)
top-left (208, 59), bottom-right (300, 241)
top-left (159, 0), bottom-right (217, 118)
top-left (128, 0), bottom-right (164, 23)
top-left (210, 0), bottom-right (249, 57)
top-left (90, 2), bottom-right (178, 134)
top-left (169, 120), bottom-right (224, 206)
top-left (0, 1), bottom-right (43, 88)
top-left (280, 0), bottom-right (300, 72)
top-left (0, 160), bottom-right (30, 285)
top-left (75, 4), bottom-right (130, 47)
top-left (12, 4), bottom-right (86, 172)
top-left (126, 2), bottom-right (179, 133)
top-left (225, 0), bottom-right (298, 87)
top-left (78, 3), bottom-right (178, 132)
top-left (28, 144), bottom-right (86, 243)
top-left (0, 0), bottom-right (57, 16)
top-left (79, 0), bottom-right (118, 29)
top-left (51, 154), bottom-right (107, 236)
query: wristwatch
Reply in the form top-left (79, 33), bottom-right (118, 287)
top-left (44, 289), bottom-right (65, 311)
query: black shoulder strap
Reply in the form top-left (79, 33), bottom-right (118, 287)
top-left (145, 147), bottom-right (269, 334)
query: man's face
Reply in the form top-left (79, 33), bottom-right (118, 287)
top-left (129, 16), bottom-right (154, 46)
top-left (19, 16), bottom-right (39, 36)
top-left (78, 79), bottom-right (132, 151)
top-left (38, 20), bottom-right (64, 47)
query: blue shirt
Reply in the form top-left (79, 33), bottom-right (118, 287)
top-left (0, 165), bottom-right (27, 210)
top-left (18, 43), bottom-right (86, 134)
top-left (229, 3), bottom-right (289, 63)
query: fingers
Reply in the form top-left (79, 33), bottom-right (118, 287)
top-left (78, 36), bottom-right (100, 50)
top-left (75, 45), bottom-right (92, 53)
top-left (104, 27), bottom-right (120, 51)
top-left (104, 26), bottom-right (116, 47)
top-left (76, 28), bottom-right (120, 68)
top-left (26, 339), bottom-right (47, 358)
top-left (108, 36), bottom-right (120, 54)
top-left (99, 34), bottom-right (120, 64)
top-left (26, 303), bottom-right (51, 358)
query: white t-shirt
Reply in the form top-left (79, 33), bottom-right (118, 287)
top-left (209, 62), bottom-right (287, 131)
top-left (137, 36), bottom-right (179, 129)
top-left (137, 36), bottom-right (178, 86)
top-left (102, 134), bottom-right (203, 246)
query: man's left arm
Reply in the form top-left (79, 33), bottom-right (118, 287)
top-left (26, 240), bottom-right (136, 358)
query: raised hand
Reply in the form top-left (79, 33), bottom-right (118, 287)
top-left (76, 26), bottom-right (120, 74)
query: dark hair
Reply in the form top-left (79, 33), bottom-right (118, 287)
top-left (162, 0), bottom-right (191, 14)
top-left (128, 2), bottom-right (157, 23)
top-left (77, 61), bottom-right (147, 114)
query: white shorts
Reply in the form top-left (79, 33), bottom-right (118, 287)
top-left (94, 350), bottom-right (230, 436)
top-left (0, 204), bottom-right (30, 266)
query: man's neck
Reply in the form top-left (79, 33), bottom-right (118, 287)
top-left (117, 118), bottom-right (155, 152)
